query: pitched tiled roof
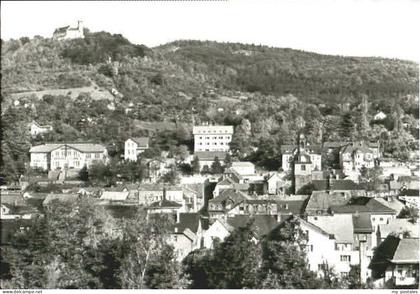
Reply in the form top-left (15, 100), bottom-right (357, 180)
top-left (331, 197), bottom-right (396, 214)
top-left (371, 236), bottom-right (419, 269)
top-left (277, 199), bottom-right (306, 215)
top-left (374, 197), bottom-right (405, 214)
top-left (174, 213), bottom-right (200, 234)
top-left (304, 191), bottom-right (350, 214)
top-left (54, 26), bottom-right (70, 34)
top-left (308, 214), bottom-right (354, 244)
top-left (392, 238), bottom-right (419, 263)
top-left (30, 143), bottom-right (106, 153)
top-left (352, 214), bottom-right (373, 233)
top-left (194, 151), bottom-right (228, 161)
top-left (129, 137), bottom-right (149, 148)
top-left (210, 189), bottom-right (251, 205)
top-left (100, 191), bottom-right (129, 201)
top-left (379, 219), bottom-right (419, 239)
top-left (43, 193), bottom-right (80, 206)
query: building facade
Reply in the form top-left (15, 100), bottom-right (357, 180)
top-left (30, 143), bottom-right (109, 171)
top-left (193, 125), bottom-right (234, 152)
top-left (124, 137), bottom-right (149, 161)
top-left (339, 141), bottom-right (380, 174)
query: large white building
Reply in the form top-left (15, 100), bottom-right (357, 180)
top-left (124, 137), bottom-right (149, 161)
top-left (29, 143), bottom-right (108, 171)
top-left (193, 125), bottom-right (234, 152)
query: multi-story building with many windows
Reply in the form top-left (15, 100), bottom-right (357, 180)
top-left (193, 125), bottom-right (234, 152)
top-left (29, 143), bottom-right (109, 171)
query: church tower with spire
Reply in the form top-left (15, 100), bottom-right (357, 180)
top-left (293, 133), bottom-right (313, 194)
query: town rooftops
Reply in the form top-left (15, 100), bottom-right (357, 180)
top-left (194, 151), bottom-right (228, 161)
top-left (192, 125), bottom-right (234, 135)
top-left (100, 191), bottom-right (130, 202)
top-left (378, 218), bottom-right (419, 239)
top-left (330, 197), bottom-right (397, 214)
top-left (128, 137), bottom-right (149, 148)
top-left (30, 143), bottom-right (106, 153)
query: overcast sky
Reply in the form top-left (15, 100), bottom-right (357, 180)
top-left (2, 0), bottom-right (419, 62)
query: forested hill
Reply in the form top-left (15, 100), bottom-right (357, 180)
top-left (157, 40), bottom-right (418, 104)
top-left (1, 31), bottom-right (419, 183)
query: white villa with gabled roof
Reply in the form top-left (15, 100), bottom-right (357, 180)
top-left (124, 137), bottom-right (150, 161)
top-left (29, 143), bottom-right (109, 171)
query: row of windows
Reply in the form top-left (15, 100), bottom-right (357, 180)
top-left (198, 142), bottom-right (227, 146)
top-left (53, 151), bottom-right (102, 159)
top-left (340, 255), bottom-right (351, 262)
top-left (197, 136), bottom-right (231, 140)
top-left (196, 130), bottom-right (231, 134)
top-left (53, 160), bottom-right (81, 167)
